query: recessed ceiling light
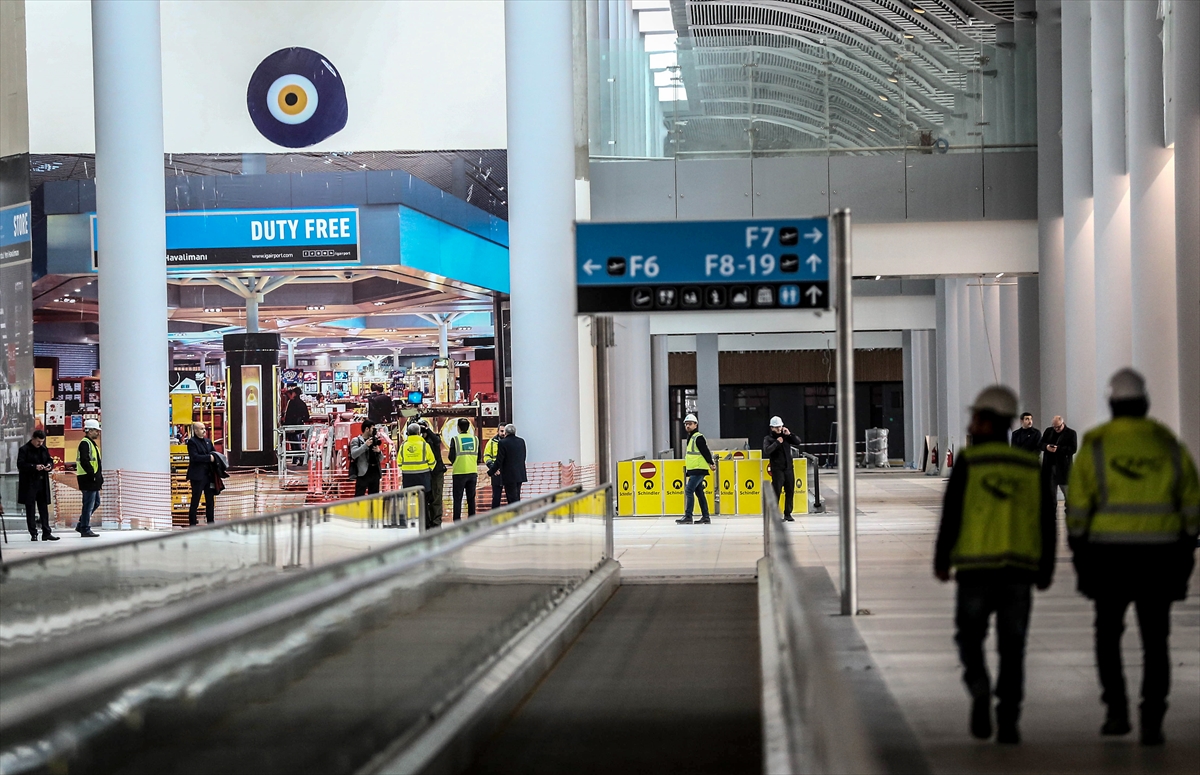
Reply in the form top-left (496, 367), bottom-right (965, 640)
top-left (996, 272), bottom-right (1004, 278)
top-left (74, 288), bottom-right (82, 292)
top-left (913, 5), bottom-right (925, 13)
top-left (888, 76), bottom-right (898, 83)
top-left (204, 307), bottom-right (222, 313)
top-left (878, 94), bottom-right (889, 101)
top-left (904, 34), bottom-right (914, 39)
top-left (875, 275), bottom-right (882, 280)
top-left (868, 127), bottom-right (877, 132)
top-left (873, 111), bottom-right (883, 117)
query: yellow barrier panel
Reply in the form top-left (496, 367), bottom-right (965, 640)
top-left (328, 498), bottom-right (383, 522)
top-left (717, 460), bottom-right (737, 515)
top-left (617, 460), bottom-right (634, 516)
top-left (736, 459), bottom-right (764, 515)
top-left (633, 459), bottom-right (664, 516)
top-left (793, 457), bottom-right (809, 515)
top-left (713, 449), bottom-right (761, 461)
top-left (662, 460), bottom-right (712, 515)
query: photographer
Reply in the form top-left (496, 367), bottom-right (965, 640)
top-left (763, 416), bottom-right (801, 522)
top-left (350, 419), bottom-right (383, 496)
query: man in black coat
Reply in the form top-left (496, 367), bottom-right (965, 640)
top-left (764, 416), bottom-right (801, 521)
top-left (17, 430), bottom-right (59, 541)
top-left (1010, 413), bottom-right (1041, 454)
top-left (366, 384), bottom-right (394, 425)
top-left (1039, 415), bottom-right (1077, 499)
top-left (494, 424), bottom-right (527, 503)
top-left (420, 419), bottom-right (447, 525)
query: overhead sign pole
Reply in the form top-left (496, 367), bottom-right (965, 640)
top-left (833, 209), bottom-right (858, 617)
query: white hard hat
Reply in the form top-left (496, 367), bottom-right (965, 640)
top-left (1108, 368), bottom-right (1147, 402)
top-left (970, 385), bottom-right (1018, 418)
top-left (83, 419), bottom-right (101, 431)
top-left (684, 414), bottom-right (698, 424)
top-left (769, 416), bottom-right (783, 428)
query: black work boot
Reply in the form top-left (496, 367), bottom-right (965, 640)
top-left (1140, 704), bottom-right (1166, 746)
top-left (42, 532), bottom-right (60, 541)
top-left (696, 516), bottom-right (711, 524)
top-left (996, 706), bottom-right (1020, 744)
top-left (783, 514), bottom-right (795, 522)
top-left (970, 694), bottom-right (992, 740)
top-left (675, 516), bottom-right (694, 524)
top-left (1101, 703), bottom-right (1132, 736)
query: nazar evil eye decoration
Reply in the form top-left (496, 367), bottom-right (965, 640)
top-left (247, 48), bottom-right (348, 148)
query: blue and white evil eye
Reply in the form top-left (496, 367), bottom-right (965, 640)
top-left (247, 48), bottom-right (348, 148)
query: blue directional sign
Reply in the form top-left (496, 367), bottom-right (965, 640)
top-left (576, 218), bottom-right (830, 313)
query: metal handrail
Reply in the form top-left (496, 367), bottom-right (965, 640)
top-left (0, 483), bottom-right (611, 734)
top-left (761, 495), bottom-right (880, 774)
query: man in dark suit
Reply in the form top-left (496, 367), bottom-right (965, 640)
top-left (494, 423), bottom-right (527, 503)
top-left (1011, 413), bottom-right (1041, 454)
top-left (1039, 415), bottom-right (1078, 500)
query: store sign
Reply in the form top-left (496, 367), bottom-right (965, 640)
top-left (90, 207), bottom-right (360, 269)
top-left (1, 202), bottom-right (33, 263)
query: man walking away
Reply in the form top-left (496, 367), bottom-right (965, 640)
top-left (484, 425), bottom-right (506, 509)
top-left (366, 384), bottom-right (394, 425)
top-left (764, 416), bottom-right (801, 521)
top-left (448, 418), bottom-right (479, 521)
top-left (1040, 415), bottom-right (1077, 500)
top-left (1067, 368), bottom-right (1199, 746)
top-left (398, 423), bottom-right (437, 528)
top-left (1011, 413), bottom-right (1041, 454)
top-left (420, 419), bottom-right (447, 526)
top-left (677, 414), bottom-right (715, 525)
top-left (17, 430), bottom-right (58, 541)
top-left (495, 424), bottom-right (527, 504)
top-left (75, 419), bottom-right (102, 537)
top-left (349, 419), bottom-right (383, 496)
top-left (935, 386), bottom-right (1055, 745)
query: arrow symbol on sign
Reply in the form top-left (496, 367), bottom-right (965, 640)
top-left (806, 254), bottom-right (822, 272)
top-left (804, 228), bottom-right (823, 243)
top-left (805, 285), bottom-right (823, 304)
top-left (582, 259), bottom-right (601, 276)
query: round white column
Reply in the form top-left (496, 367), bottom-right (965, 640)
top-left (956, 279), bottom-right (973, 449)
top-left (1174, 0), bottom-right (1200, 454)
top-left (1126, 0), bottom-right (1179, 431)
top-left (1061, 1), bottom-right (1098, 433)
top-left (504, 0), bottom-right (581, 463)
top-left (92, 0), bottom-right (169, 475)
top-left (1035, 0), bottom-right (1064, 422)
top-left (1090, 0), bottom-right (1133, 417)
top-left (999, 281), bottom-right (1020, 391)
top-left (935, 279), bottom-right (959, 474)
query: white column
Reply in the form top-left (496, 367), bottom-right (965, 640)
top-left (695, 333), bottom-right (720, 438)
top-left (903, 329), bottom-right (936, 468)
top-left (650, 334), bottom-right (670, 455)
top-left (999, 281), bottom-right (1020, 392)
top-left (956, 279), bottom-right (973, 450)
top-left (936, 280), bottom-right (960, 474)
top-left (608, 316), bottom-right (652, 461)
top-left (1061, 1), bottom-right (1098, 433)
top-left (505, 0), bottom-right (581, 463)
top-left (1091, 0), bottom-right (1133, 417)
top-left (437, 317), bottom-right (449, 359)
top-left (969, 281), bottom-right (992, 398)
top-left (1018, 276), bottom-right (1041, 419)
top-left (92, 0), bottom-right (169, 475)
top-left (1174, 0), bottom-right (1200, 455)
top-left (1126, 0), bottom-right (1179, 432)
top-left (1036, 0), bottom-right (1065, 421)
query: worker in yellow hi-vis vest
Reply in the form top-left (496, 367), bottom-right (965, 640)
top-left (1067, 368), bottom-right (1200, 746)
top-left (935, 386), bottom-right (1056, 746)
top-left (676, 413), bottom-right (715, 525)
top-left (448, 418), bottom-right (479, 522)
top-left (398, 422), bottom-right (437, 529)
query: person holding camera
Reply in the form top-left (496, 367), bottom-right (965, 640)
top-left (350, 419), bottom-right (384, 496)
top-left (764, 416), bottom-right (801, 522)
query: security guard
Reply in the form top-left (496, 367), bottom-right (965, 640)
top-left (676, 414), bottom-right (715, 525)
top-left (484, 425), bottom-right (505, 510)
top-left (935, 386), bottom-right (1055, 745)
top-left (398, 422), bottom-right (437, 529)
top-left (1067, 368), bottom-right (1199, 746)
top-left (448, 418), bottom-right (479, 522)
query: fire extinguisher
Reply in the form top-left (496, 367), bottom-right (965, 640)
top-left (946, 448), bottom-right (954, 468)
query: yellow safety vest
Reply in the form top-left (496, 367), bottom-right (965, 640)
top-left (950, 442), bottom-right (1043, 572)
top-left (684, 432), bottom-right (709, 472)
top-left (398, 436), bottom-right (434, 473)
top-left (452, 433), bottom-right (478, 475)
top-left (484, 436), bottom-right (500, 465)
top-left (1067, 417), bottom-right (1200, 544)
top-left (75, 437), bottom-right (100, 476)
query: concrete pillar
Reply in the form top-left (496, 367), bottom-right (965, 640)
top-left (956, 279), bottom-right (973, 451)
top-left (245, 293), bottom-right (260, 334)
top-left (1018, 275), bottom-right (1041, 420)
top-left (695, 333), bottom-right (720, 438)
top-left (504, 0), bottom-right (580, 463)
top-left (1036, 0), bottom-right (1065, 422)
top-left (969, 281), bottom-right (992, 399)
top-left (92, 0), bottom-right (169, 475)
top-left (1126, 0), bottom-right (1179, 432)
top-left (651, 334), bottom-right (670, 456)
top-left (1091, 0), bottom-right (1133, 418)
top-left (1174, 0), bottom-right (1200, 454)
top-left (1061, 0), bottom-right (1098, 433)
top-left (608, 316), bottom-right (652, 461)
top-left (437, 317), bottom-right (449, 359)
top-left (936, 279), bottom-right (960, 474)
top-left (903, 329), bottom-right (936, 468)
top-left (999, 281), bottom-right (1020, 392)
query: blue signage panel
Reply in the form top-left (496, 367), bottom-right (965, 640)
top-left (575, 218), bottom-right (830, 313)
top-left (91, 207), bottom-right (359, 268)
top-left (1, 202), bottom-right (33, 262)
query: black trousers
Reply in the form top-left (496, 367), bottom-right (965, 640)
top-left (25, 501), bottom-right (51, 537)
top-left (504, 481), bottom-right (523, 504)
top-left (770, 470), bottom-right (795, 516)
top-left (1094, 595), bottom-right (1172, 714)
top-left (955, 583), bottom-right (1032, 720)
top-left (401, 472), bottom-right (436, 528)
top-left (452, 473), bottom-right (477, 521)
top-left (489, 473), bottom-right (503, 509)
top-left (354, 473), bottom-right (381, 497)
top-left (188, 481), bottom-right (215, 525)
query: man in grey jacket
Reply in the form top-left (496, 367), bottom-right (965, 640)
top-left (349, 419), bottom-right (383, 496)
